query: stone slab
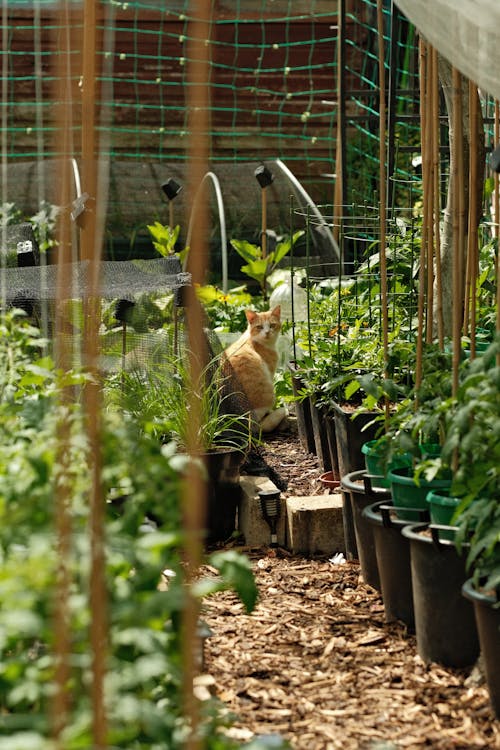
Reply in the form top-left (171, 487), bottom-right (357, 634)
top-left (286, 493), bottom-right (345, 556)
top-left (239, 475), bottom-right (287, 547)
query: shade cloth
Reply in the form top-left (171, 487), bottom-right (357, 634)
top-left (395, 0), bottom-right (500, 100)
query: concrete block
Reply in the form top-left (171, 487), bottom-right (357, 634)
top-left (286, 492), bottom-right (345, 556)
top-left (239, 476), bottom-right (287, 547)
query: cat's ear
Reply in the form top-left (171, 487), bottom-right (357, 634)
top-left (245, 309), bottom-right (257, 324)
top-left (270, 305), bottom-right (281, 319)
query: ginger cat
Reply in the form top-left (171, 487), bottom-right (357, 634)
top-left (224, 305), bottom-right (287, 433)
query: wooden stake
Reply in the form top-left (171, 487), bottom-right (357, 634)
top-left (496, 103), bottom-right (500, 364)
top-left (451, 67), bottom-right (463, 398)
top-left (51, 3), bottom-right (78, 745)
top-left (183, 3), bottom-right (212, 748)
top-left (431, 46), bottom-right (444, 348)
top-left (376, 0), bottom-right (389, 427)
top-left (424, 43), bottom-right (434, 343)
top-left (415, 37), bottom-right (428, 395)
top-left (79, 1), bottom-right (108, 746)
top-left (466, 80), bottom-right (479, 357)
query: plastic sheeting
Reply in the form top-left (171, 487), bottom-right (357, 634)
top-left (395, 0), bottom-right (500, 100)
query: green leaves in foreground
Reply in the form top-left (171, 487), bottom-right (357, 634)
top-left (193, 550), bottom-right (258, 614)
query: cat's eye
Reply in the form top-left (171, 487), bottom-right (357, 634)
top-left (255, 325), bottom-right (263, 330)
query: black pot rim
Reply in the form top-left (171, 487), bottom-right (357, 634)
top-left (340, 469), bottom-right (368, 492)
top-left (362, 499), bottom-right (411, 529)
top-left (462, 577), bottom-right (499, 607)
top-left (401, 522), bottom-right (461, 548)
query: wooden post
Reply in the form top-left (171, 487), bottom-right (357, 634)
top-left (183, 2), bottom-right (212, 748)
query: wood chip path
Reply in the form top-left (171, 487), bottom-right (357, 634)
top-left (203, 553), bottom-right (499, 749)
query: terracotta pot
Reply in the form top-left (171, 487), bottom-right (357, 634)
top-left (319, 470), bottom-right (341, 492)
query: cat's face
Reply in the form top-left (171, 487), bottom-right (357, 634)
top-left (245, 305), bottom-right (281, 345)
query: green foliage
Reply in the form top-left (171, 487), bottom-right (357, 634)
top-left (230, 231), bottom-right (304, 298)
top-left (114, 351), bottom-right (251, 453)
top-left (0, 200), bottom-right (59, 262)
top-left (442, 336), bottom-right (500, 592)
top-left (147, 221), bottom-right (189, 265)
top-left (197, 283), bottom-right (258, 333)
top-left (0, 311), bottom-right (259, 747)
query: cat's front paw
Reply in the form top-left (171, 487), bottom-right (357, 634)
top-left (259, 406), bottom-right (288, 433)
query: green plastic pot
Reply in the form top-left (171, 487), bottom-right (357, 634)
top-left (388, 465), bottom-right (451, 522)
top-left (361, 440), bottom-right (412, 489)
top-left (419, 442), bottom-right (441, 460)
top-left (426, 489), bottom-right (460, 540)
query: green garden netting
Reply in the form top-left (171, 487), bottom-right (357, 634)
top-left (2, 0), bottom-right (424, 214)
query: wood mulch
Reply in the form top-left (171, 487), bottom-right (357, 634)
top-left (202, 426), bottom-right (500, 750)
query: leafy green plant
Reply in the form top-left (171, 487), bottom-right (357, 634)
top-left (441, 336), bottom-right (500, 592)
top-left (230, 230), bottom-right (304, 299)
top-left (197, 283), bottom-right (257, 333)
top-left (0, 310), bottom-right (261, 748)
top-left (115, 351), bottom-right (251, 454)
top-left (147, 221), bottom-right (189, 265)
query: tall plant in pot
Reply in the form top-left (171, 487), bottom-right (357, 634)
top-left (114, 348), bottom-right (252, 542)
top-left (441, 336), bottom-right (500, 716)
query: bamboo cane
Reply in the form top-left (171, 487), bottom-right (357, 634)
top-left (467, 80), bottom-right (479, 358)
top-left (495, 101), bottom-right (500, 241)
top-left (496, 103), bottom-right (500, 365)
top-left (424, 42), bottom-right (434, 343)
top-left (183, 3), bottom-right (212, 749)
top-left (431, 46), bottom-right (444, 348)
top-left (51, 3), bottom-right (77, 744)
top-left (376, 0), bottom-right (389, 426)
top-left (415, 36), bottom-right (428, 395)
top-left (451, 67), bottom-right (463, 399)
top-left (80, 0), bottom-right (108, 745)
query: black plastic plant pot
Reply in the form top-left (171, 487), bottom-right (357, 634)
top-left (362, 500), bottom-right (420, 628)
top-left (310, 400), bottom-right (332, 473)
top-left (341, 470), bottom-right (391, 592)
top-left (462, 578), bottom-right (500, 719)
top-left (288, 364), bottom-right (316, 455)
top-left (204, 448), bottom-right (245, 544)
top-left (332, 402), bottom-right (379, 479)
top-left (402, 524), bottom-right (479, 668)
